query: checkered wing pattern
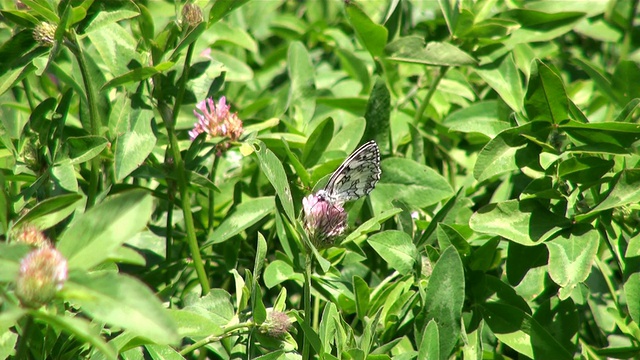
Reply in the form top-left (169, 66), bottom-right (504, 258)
top-left (321, 141), bottom-right (381, 205)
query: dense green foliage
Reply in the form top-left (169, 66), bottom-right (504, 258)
top-left (2, 0), bottom-right (640, 359)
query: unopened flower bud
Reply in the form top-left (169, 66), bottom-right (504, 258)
top-left (259, 311), bottom-right (292, 338)
top-left (182, 4), bottom-right (203, 28)
top-left (33, 22), bottom-right (56, 47)
top-left (15, 246), bottom-right (68, 308)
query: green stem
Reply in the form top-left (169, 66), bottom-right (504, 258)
top-left (413, 66), bottom-right (449, 124)
top-left (15, 315), bottom-right (33, 360)
top-left (302, 252), bottom-right (312, 360)
top-left (67, 32), bottom-right (101, 209)
top-left (21, 79), bottom-right (35, 111)
top-left (207, 156), bottom-right (219, 234)
top-left (621, 0), bottom-right (639, 59)
top-left (179, 322), bottom-right (252, 356)
top-left (173, 42), bottom-right (195, 123)
top-left (162, 41), bottom-right (210, 295)
top-left (166, 193), bottom-right (174, 285)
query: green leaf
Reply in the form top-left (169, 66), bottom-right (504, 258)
top-left (560, 120), bottom-right (640, 149)
top-left (501, 9), bottom-right (585, 46)
top-left (436, 223), bottom-right (470, 257)
top-left (168, 308), bottom-right (222, 338)
top-left (475, 54), bottom-right (524, 113)
top-left (481, 303), bottom-right (573, 359)
top-left (0, 308), bottom-right (23, 359)
top-left (292, 312), bottom-right (323, 355)
top-left (63, 271), bottom-right (179, 344)
top-left (614, 98), bottom-right (640, 122)
top-left (612, 61), bottom-right (640, 104)
top-left (252, 140), bottom-right (295, 221)
top-left (57, 190), bottom-right (153, 270)
top-left (208, 50), bottom-right (253, 82)
top-left (384, 37), bottom-right (476, 66)
top-left (145, 344), bottom-right (185, 360)
top-left (19, 0), bottom-right (58, 23)
top-left (287, 41), bottom-right (315, 126)
top-left (32, 311), bottom-right (117, 360)
top-left (253, 233), bottom-right (267, 289)
top-left (625, 273), bottom-right (640, 325)
top-left (281, 139), bottom-right (311, 188)
top-left (586, 169), bottom-right (640, 215)
top-left (438, 0), bottom-right (459, 35)
top-left (263, 260), bottom-right (303, 289)
top-left (86, 22), bottom-right (142, 79)
top-left (102, 62), bottom-right (174, 90)
top-left (0, 10), bottom-right (40, 27)
top-left (524, 60), bottom-right (569, 123)
top-left (183, 290), bottom-right (235, 328)
top-left (302, 117), bottom-right (334, 167)
top-left (363, 79), bottom-right (390, 148)
top-left (14, 193), bottom-right (82, 230)
top-left (318, 303), bottom-right (341, 355)
top-left (185, 170), bottom-right (219, 192)
top-left (63, 136), bottom-right (109, 165)
top-left (571, 58), bottom-right (619, 105)
top-left (367, 230), bottom-right (417, 275)
top-left (353, 276), bottom-right (370, 320)
top-left (113, 99), bottom-right (157, 181)
top-left (345, 1), bottom-right (388, 58)
top-left (557, 157), bottom-right (613, 184)
top-left (470, 199), bottom-right (571, 246)
top-left (209, 0), bottom-right (251, 25)
top-left (204, 196), bottom-right (275, 246)
top-left (371, 158), bottom-right (453, 214)
top-left (0, 243), bottom-right (31, 282)
top-left (423, 246), bottom-right (464, 360)
top-left (418, 320), bottom-right (440, 360)
top-left (335, 48), bottom-right (371, 92)
top-left (169, 22), bottom-right (206, 62)
top-left (545, 224), bottom-right (599, 299)
top-left (444, 100), bottom-right (512, 139)
top-left (474, 122), bottom-right (550, 182)
top-left (83, 1), bottom-right (140, 33)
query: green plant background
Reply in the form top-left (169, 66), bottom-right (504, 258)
top-left (1, 0), bottom-right (640, 359)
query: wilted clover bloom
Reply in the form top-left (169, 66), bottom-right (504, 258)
top-left (303, 194), bottom-right (347, 248)
top-left (259, 310), bottom-right (292, 338)
top-left (189, 97), bottom-right (243, 153)
top-left (15, 246), bottom-right (68, 308)
top-left (33, 22), bottom-right (56, 46)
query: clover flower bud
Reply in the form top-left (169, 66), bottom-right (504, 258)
top-left (259, 311), bottom-right (292, 338)
top-left (15, 246), bottom-right (68, 308)
top-left (302, 194), bottom-right (347, 248)
top-left (182, 4), bottom-right (203, 28)
top-left (33, 22), bottom-right (56, 46)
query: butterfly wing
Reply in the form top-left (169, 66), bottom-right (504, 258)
top-left (323, 141), bottom-right (381, 205)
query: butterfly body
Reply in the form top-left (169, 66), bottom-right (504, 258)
top-left (316, 140), bottom-right (381, 205)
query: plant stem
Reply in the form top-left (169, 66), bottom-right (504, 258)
top-left (67, 31), bottom-right (101, 209)
top-left (15, 315), bottom-right (33, 360)
top-left (166, 193), bottom-right (174, 285)
top-left (163, 41), bottom-right (211, 295)
top-left (413, 66), bottom-right (449, 124)
top-left (302, 251), bottom-right (312, 360)
top-left (179, 321), bottom-right (252, 355)
top-left (207, 156), bottom-right (219, 234)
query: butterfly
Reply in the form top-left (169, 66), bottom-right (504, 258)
top-left (315, 140), bottom-right (381, 206)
